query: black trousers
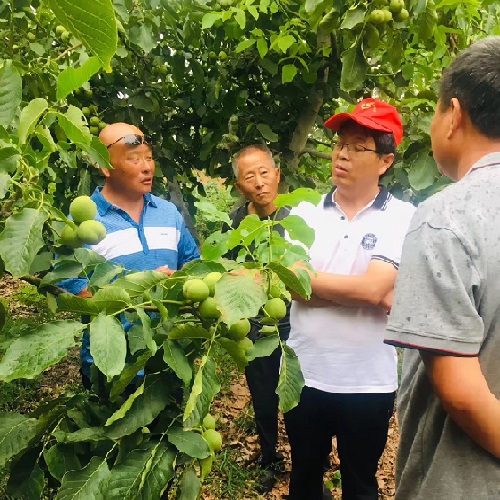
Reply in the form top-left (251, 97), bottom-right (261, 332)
top-left (244, 345), bottom-right (282, 465)
top-left (284, 386), bottom-right (395, 500)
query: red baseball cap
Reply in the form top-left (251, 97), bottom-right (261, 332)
top-left (324, 98), bottom-right (403, 145)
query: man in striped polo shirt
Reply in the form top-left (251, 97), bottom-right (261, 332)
top-left (61, 122), bottom-right (200, 385)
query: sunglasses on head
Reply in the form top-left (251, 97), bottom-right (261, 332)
top-left (106, 134), bottom-right (152, 149)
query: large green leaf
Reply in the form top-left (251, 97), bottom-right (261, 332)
top-left (56, 456), bottom-right (110, 500)
top-left (13, 461), bottom-right (44, 500)
top-left (57, 57), bottom-right (102, 101)
top-left (168, 324), bottom-right (211, 340)
top-left (109, 351), bottom-right (152, 402)
top-left (18, 98), bottom-right (48, 144)
top-left (79, 136), bottom-right (112, 170)
top-left (214, 272), bottom-right (267, 326)
top-left (0, 413), bottom-right (38, 468)
top-left (106, 373), bottom-right (172, 439)
top-left (136, 307), bottom-right (156, 353)
top-left (41, 262), bottom-right (84, 286)
top-left (140, 443), bottom-right (176, 500)
top-left (112, 270), bottom-right (166, 298)
top-left (226, 214), bottom-right (266, 250)
top-left (201, 230), bottom-right (230, 260)
top-left (408, 151), bottom-right (439, 191)
top-left (277, 214), bottom-right (316, 248)
top-left (89, 312), bottom-right (126, 379)
top-left (57, 293), bottom-right (100, 316)
top-left (0, 60), bottom-right (22, 128)
top-left (163, 340), bottom-right (193, 385)
top-left (276, 345), bottom-right (305, 413)
top-left (340, 44), bottom-right (368, 92)
top-left (104, 442), bottom-right (175, 500)
top-left (184, 356), bottom-right (221, 429)
top-left (0, 320), bottom-right (84, 382)
top-left (194, 201), bottom-right (232, 225)
top-left (168, 427), bottom-right (210, 459)
top-left (282, 64), bottom-right (298, 84)
top-left (268, 262), bottom-right (311, 299)
top-left (274, 188), bottom-right (322, 209)
top-left (88, 262), bottom-right (124, 289)
top-left (256, 123), bottom-right (279, 142)
top-left (90, 286), bottom-right (131, 313)
top-left (55, 106), bottom-right (92, 145)
top-left (55, 427), bottom-right (108, 444)
top-left (177, 467), bottom-right (201, 500)
top-left (216, 337), bottom-right (248, 371)
top-left (202, 11), bottom-right (223, 29)
top-left (340, 6), bottom-right (365, 29)
top-left (246, 334), bottom-right (279, 362)
top-left (44, 444), bottom-right (82, 482)
top-left (48, 0), bottom-right (117, 71)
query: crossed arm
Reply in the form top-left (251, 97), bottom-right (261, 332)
top-left (294, 259), bottom-right (397, 311)
top-left (421, 353), bottom-right (500, 458)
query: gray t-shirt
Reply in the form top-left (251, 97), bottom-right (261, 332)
top-left (385, 153), bottom-right (500, 500)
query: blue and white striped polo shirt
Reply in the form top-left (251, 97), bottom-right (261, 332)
top-left (62, 187), bottom-right (200, 295)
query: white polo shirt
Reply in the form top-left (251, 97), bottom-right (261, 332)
top-left (288, 187), bottom-right (415, 393)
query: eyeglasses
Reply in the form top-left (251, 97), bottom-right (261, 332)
top-left (332, 140), bottom-right (379, 154)
top-left (106, 134), bottom-right (152, 149)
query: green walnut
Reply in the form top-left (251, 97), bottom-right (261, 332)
top-left (263, 298), bottom-right (287, 320)
top-left (76, 220), bottom-right (107, 245)
top-left (183, 279), bottom-right (210, 301)
top-left (237, 337), bottom-right (253, 352)
top-left (203, 429), bottom-right (222, 452)
top-left (228, 318), bottom-right (251, 341)
top-left (81, 106), bottom-right (91, 116)
top-left (366, 9), bottom-right (386, 24)
top-left (389, 0), bottom-right (404, 13)
top-left (69, 195), bottom-right (97, 223)
top-left (89, 116), bottom-right (100, 126)
top-left (394, 8), bottom-right (409, 21)
top-left (59, 225), bottom-right (82, 248)
top-left (202, 413), bottom-right (216, 430)
top-left (203, 271), bottom-right (222, 296)
top-left (199, 297), bottom-right (221, 319)
top-left (55, 25), bottom-right (66, 36)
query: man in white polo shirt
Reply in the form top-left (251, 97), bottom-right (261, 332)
top-left (285, 98), bottom-right (415, 500)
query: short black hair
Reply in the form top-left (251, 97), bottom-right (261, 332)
top-left (372, 131), bottom-right (397, 155)
top-left (439, 36), bottom-right (500, 138)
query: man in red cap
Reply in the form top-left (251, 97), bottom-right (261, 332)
top-left (284, 98), bottom-right (415, 499)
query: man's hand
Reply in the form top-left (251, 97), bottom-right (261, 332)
top-left (379, 289), bottom-right (394, 314)
top-left (155, 265), bottom-right (175, 276)
top-left (77, 287), bottom-right (92, 298)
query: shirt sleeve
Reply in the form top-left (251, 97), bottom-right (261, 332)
top-left (385, 221), bottom-right (484, 356)
top-left (371, 203), bottom-right (415, 269)
top-left (176, 212), bottom-right (200, 268)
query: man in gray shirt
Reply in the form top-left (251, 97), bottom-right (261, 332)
top-left (385, 37), bottom-right (500, 499)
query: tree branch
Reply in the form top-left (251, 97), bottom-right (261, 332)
top-left (300, 148), bottom-right (331, 160)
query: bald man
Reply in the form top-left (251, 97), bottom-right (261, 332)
top-left (60, 123), bottom-right (200, 386)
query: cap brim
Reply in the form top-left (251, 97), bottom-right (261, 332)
top-left (324, 113), bottom-right (394, 136)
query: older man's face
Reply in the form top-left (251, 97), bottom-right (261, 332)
top-left (235, 149), bottom-right (280, 213)
top-left (101, 125), bottom-right (155, 197)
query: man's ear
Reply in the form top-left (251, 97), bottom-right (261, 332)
top-left (101, 168), bottom-right (111, 179)
top-left (275, 167), bottom-right (281, 183)
top-left (235, 181), bottom-right (244, 196)
top-left (379, 153), bottom-right (394, 176)
top-left (448, 97), bottom-right (463, 139)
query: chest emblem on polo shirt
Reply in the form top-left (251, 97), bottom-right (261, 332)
top-left (361, 233), bottom-right (377, 250)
